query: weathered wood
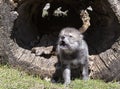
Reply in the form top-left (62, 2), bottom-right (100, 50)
top-left (79, 10), bottom-right (90, 33)
top-left (108, 0), bottom-right (120, 22)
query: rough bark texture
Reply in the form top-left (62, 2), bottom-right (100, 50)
top-left (0, 0), bottom-right (120, 82)
top-left (108, 0), bottom-right (120, 22)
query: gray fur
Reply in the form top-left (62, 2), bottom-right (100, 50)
top-left (57, 27), bottom-right (89, 85)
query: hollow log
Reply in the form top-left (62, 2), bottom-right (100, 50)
top-left (0, 0), bottom-right (120, 82)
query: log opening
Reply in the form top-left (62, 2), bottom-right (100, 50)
top-left (11, 0), bottom-right (120, 54)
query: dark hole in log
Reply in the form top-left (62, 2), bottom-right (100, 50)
top-left (11, 0), bottom-right (120, 55)
top-left (11, 0), bottom-right (83, 49)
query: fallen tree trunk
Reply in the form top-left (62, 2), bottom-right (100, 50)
top-left (0, 0), bottom-right (120, 82)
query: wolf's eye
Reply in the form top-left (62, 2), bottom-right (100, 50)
top-left (61, 36), bottom-right (65, 39)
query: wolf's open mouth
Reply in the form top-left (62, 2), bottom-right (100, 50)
top-left (60, 41), bottom-right (66, 46)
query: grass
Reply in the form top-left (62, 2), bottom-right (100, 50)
top-left (0, 65), bottom-right (120, 89)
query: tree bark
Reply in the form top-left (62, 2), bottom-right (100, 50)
top-left (107, 0), bottom-right (120, 22)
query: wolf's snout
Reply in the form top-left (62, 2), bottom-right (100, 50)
top-left (60, 41), bottom-right (66, 46)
